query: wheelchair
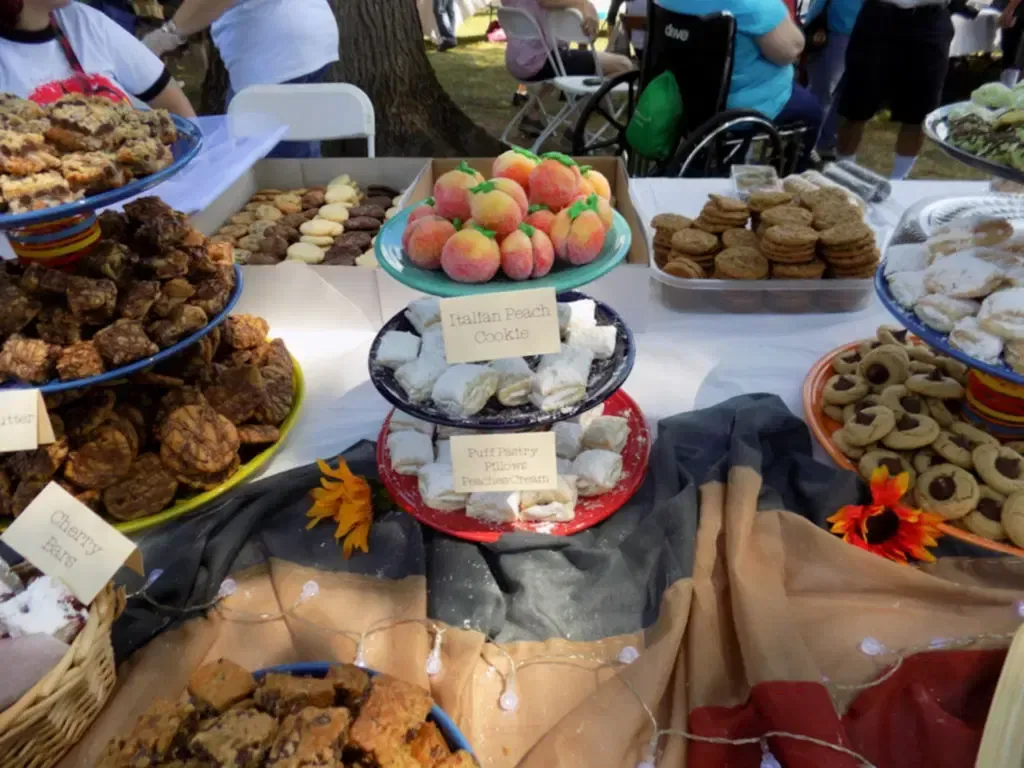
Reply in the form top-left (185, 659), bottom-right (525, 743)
top-left (570, 4), bottom-right (814, 178)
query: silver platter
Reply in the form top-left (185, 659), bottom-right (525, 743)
top-left (915, 194), bottom-right (1024, 237)
top-left (923, 102), bottom-right (1024, 185)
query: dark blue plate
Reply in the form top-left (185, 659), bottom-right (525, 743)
top-left (0, 115), bottom-right (203, 229)
top-left (368, 289), bottom-right (635, 430)
top-left (874, 267), bottom-right (1024, 384)
top-left (254, 662), bottom-right (475, 756)
top-left (1, 265), bottom-right (242, 393)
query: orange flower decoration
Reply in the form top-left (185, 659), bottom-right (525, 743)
top-left (306, 459), bottom-right (373, 558)
top-left (827, 467), bottom-right (944, 564)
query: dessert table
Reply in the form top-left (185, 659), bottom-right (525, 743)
top-left (235, 178), bottom-right (992, 478)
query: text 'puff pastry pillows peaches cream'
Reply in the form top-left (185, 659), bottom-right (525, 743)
top-left (402, 154), bottom-right (614, 284)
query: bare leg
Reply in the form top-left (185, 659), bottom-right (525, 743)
top-left (836, 118), bottom-right (866, 157)
top-left (895, 123), bottom-right (924, 157)
top-left (596, 51), bottom-right (635, 77)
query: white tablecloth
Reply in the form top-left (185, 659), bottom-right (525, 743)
top-left (249, 179), bottom-right (990, 480)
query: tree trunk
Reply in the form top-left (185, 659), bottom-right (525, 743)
top-left (329, 0), bottom-right (502, 156)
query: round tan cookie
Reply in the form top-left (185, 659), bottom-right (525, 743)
top-left (972, 443), bottom-right (1024, 496)
top-left (962, 486), bottom-right (1007, 540)
top-left (914, 465), bottom-right (979, 520)
top-left (286, 242), bottom-right (326, 264)
top-left (881, 412), bottom-right (940, 450)
top-left (253, 204), bottom-right (283, 221)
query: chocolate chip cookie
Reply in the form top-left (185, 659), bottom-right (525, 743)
top-left (914, 465), bottom-right (979, 520)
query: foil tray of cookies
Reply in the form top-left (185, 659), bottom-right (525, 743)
top-left (0, 314), bottom-right (301, 533)
top-left (804, 326), bottom-right (1024, 557)
top-left (648, 187), bottom-right (881, 314)
top-left (211, 174), bottom-right (403, 267)
top-left (0, 197), bottom-right (242, 393)
top-left (879, 204), bottom-right (1024, 384)
top-left (0, 93), bottom-right (200, 225)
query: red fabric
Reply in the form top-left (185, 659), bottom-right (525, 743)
top-left (687, 649), bottom-right (1006, 768)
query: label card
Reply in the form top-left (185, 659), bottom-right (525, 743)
top-left (1, 482), bottom-right (144, 604)
top-left (439, 287), bottom-right (561, 364)
top-left (0, 390), bottom-right (55, 453)
top-left (451, 432), bottom-right (558, 493)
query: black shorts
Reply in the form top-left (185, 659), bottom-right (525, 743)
top-left (522, 49), bottom-right (598, 82)
top-left (839, 0), bottom-right (954, 125)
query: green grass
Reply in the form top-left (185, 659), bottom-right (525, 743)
top-left (430, 12), bottom-right (983, 180)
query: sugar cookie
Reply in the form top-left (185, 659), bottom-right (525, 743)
top-left (300, 235), bottom-right (334, 247)
top-left (318, 203), bottom-right (351, 223)
top-left (286, 242), bottom-right (326, 264)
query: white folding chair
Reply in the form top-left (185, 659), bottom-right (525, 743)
top-left (227, 83), bottom-right (377, 157)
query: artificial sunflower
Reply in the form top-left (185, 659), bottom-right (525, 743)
top-left (827, 467), bottom-right (944, 564)
top-left (306, 459), bottom-right (374, 558)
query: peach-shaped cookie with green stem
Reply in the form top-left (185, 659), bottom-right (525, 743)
top-left (528, 152), bottom-right (582, 211)
top-left (492, 147), bottom-right (539, 191)
top-left (550, 196), bottom-right (607, 266)
top-left (578, 165), bottom-right (612, 201)
top-left (500, 222), bottom-right (555, 280)
top-left (490, 177), bottom-right (529, 217)
top-left (406, 216), bottom-right (456, 270)
top-left (403, 207), bottom-right (443, 250)
top-left (524, 204), bottom-right (556, 237)
top-left (441, 224), bottom-right (501, 283)
top-left (468, 180), bottom-right (525, 238)
top-left (433, 161), bottom-right (485, 220)
top-left (406, 197), bottom-right (437, 227)
top-left (572, 192), bottom-right (613, 230)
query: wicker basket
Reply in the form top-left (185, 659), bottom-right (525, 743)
top-left (0, 582), bottom-right (124, 768)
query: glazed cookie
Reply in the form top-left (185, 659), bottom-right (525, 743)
top-left (857, 346), bottom-right (910, 391)
top-left (842, 394), bottom-right (882, 423)
top-left (844, 405), bottom-right (896, 446)
top-left (932, 430), bottom-right (977, 470)
top-left (823, 374), bottom-right (869, 405)
top-left (914, 465), bottom-right (979, 520)
top-left (859, 449), bottom-right (915, 486)
top-left (713, 247), bottom-right (769, 280)
top-left (881, 412), bottom-right (940, 451)
top-left (925, 397), bottom-right (960, 427)
top-left (912, 448), bottom-right (949, 474)
top-left (906, 368), bottom-right (965, 399)
top-left (972, 443), bottom-right (1024, 495)
top-left (879, 385), bottom-right (930, 419)
top-left (962, 486), bottom-right (1007, 540)
top-left (832, 427), bottom-right (870, 459)
top-left (1001, 491), bottom-right (1024, 548)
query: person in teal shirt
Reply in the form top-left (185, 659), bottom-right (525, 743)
top-left (657, 0), bottom-right (822, 165)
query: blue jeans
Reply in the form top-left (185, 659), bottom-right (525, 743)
top-left (227, 64), bottom-right (332, 159)
top-left (807, 31), bottom-right (851, 153)
top-left (775, 84), bottom-right (825, 168)
top-left (92, 1), bottom-right (136, 34)
top-left (434, 0), bottom-right (457, 44)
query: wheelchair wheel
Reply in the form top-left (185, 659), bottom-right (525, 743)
top-left (570, 71), bottom-right (641, 158)
top-left (667, 109), bottom-right (785, 178)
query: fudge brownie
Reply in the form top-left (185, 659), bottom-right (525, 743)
top-left (254, 673), bottom-right (336, 717)
top-left (348, 675), bottom-right (433, 766)
top-left (187, 658), bottom-right (256, 714)
top-left (188, 708), bottom-right (277, 768)
top-left (264, 706), bottom-right (351, 767)
top-left (408, 721), bottom-right (451, 766)
top-left (325, 663), bottom-right (370, 710)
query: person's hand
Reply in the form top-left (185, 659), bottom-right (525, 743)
top-left (581, 1), bottom-right (600, 38)
top-left (142, 24), bottom-right (187, 56)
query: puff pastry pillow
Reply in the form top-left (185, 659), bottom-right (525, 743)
top-left (582, 416), bottom-right (630, 454)
top-left (489, 357), bottom-right (534, 407)
top-left (419, 326), bottom-right (446, 361)
top-left (389, 410), bottom-right (435, 436)
top-left (538, 344), bottom-right (595, 383)
top-left (567, 326), bottom-right (617, 360)
top-left (396, 354), bottom-right (449, 403)
top-left (405, 297), bottom-right (442, 334)
top-left (573, 449), bottom-right (623, 497)
top-left (387, 430), bottom-right (434, 475)
top-left (376, 331), bottom-right (421, 369)
top-left (520, 476), bottom-right (578, 522)
top-left (531, 365), bottom-right (586, 412)
top-left (417, 463), bottom-right (467, 511)
top-left (466, 491), bottom-right (520, 523)
top-left (552, 422), bottom-right (584, 459)
top-left (573, 403), bottom-right (604, 430)
top-left (557, 299), bottom-right (597, 336)
top-left (431, 364), bottom-right (499, 418)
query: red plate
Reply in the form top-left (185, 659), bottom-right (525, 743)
top-left (377, 389), bottom-right (651, 543)
top-left (803, 339), bottom-right (1024, 558)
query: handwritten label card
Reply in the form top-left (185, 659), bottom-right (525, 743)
top-left (439, 287), bottom-right (561, 364)
top-left (0, 390), bottom-right (55, 453)
top-left (451, 432), bottom-right (558, 493)
top-left (1, 482), bottom-right (143, 603)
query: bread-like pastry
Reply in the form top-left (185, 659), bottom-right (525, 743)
top-left (434, 439), bottom-right (452, 464)
top-left (489, 357), bottom-right (533, 406)
top-left (914, 294), bottom-right (980, 333)
top-left (431, 364), bottom-right (498, 417)
top-left (573, 449), bottom-right (623, 496)
top-left (567, 325), bottom-right (617, 360)
top-left (530, 365), bottom-right (586, 411)
top-left (552, 421), bottom-right (583, 459)
top-left (557, 299), bottom-right (597, 335)
top-left (395, 355), bottom-right (449, 403)
top-left (537, 343), bottom-right (595, 383)
top-left (922, 250), bottom-right (1006, 298)
top-left (883, 243), bottom-right (930, 277)
top-left (406, 297), bottom-right (441, 334)
top-left (573, 403), bottom-right (604, 430)
top-left (376, 330), bottom-right (420, 369)
top-left (389, 410), bottom-right (435, 436)
top-left (466, 491), bottom-right (520, 523)
top-left (418, 325), bottom-right (446, 361)
top-left (520, 475), bottom-right (578, 522)
top-left (417, 463), bottom-right (466, 511)
top-left (582, 415), bottom-right (630, 453)
top-left (978, 287), bottom-right (1024, 340)
top-left (948, 316), bottom-right (1003, 364)
top-left (888, 271), bottom-right (928, 309)
top-left (557, 457), bottom-right (574, 475)
top-left (387, 430), bottom-right (434, 475)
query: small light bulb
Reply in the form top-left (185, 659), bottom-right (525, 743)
top-left (636, 761), bottom-right (656, 768)
top-left (1016, 600), bottom-right (1024, 619)
top-left (354, 649), bottom-right (367, 668)
top-left (426, 654), bottom-right (442, 676)
top-left (299, 581), bottom-right (319, 602)
top-left (499, 690), bottom-right (519, 712)
top-left (617, 646), bottom-right (640, 664)
top-left (142, 569), bottom-right (164, 591)
top-left (859, 637), bottom-right (885, 656)
top-left (216, 578), bottom-right (237, 599)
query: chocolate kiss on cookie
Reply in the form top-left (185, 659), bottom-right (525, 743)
top-left (914, 465), bottom-right (979, 520)
top-left (973, 444), bottom-right (1024, 495)
top-left (823, 374), bottom-right (869, 405)
top-left (963, 491), bottom-right (1007, 541)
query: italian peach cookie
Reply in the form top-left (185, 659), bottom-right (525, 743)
top-left (963, 486), bottom-right (1007, 540)
top-left (914, 465), bottom-right (979, 520)
top-left (972, 443), bottom-right (1024, 496)
top-left (1001, 491), bottom-right (1024, 547)
top-left (844, 405), bottom-right (896, 446)
top-left (881, 412), bottom-right (940, 451)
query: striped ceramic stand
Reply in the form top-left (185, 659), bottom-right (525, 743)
top-left (5, 212), bottom-right (102, 267)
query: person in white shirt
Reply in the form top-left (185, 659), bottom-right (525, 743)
top-left (0, 0), bottom-right (194, 116)
top-left (144, 0), bottom-right (340, 158)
